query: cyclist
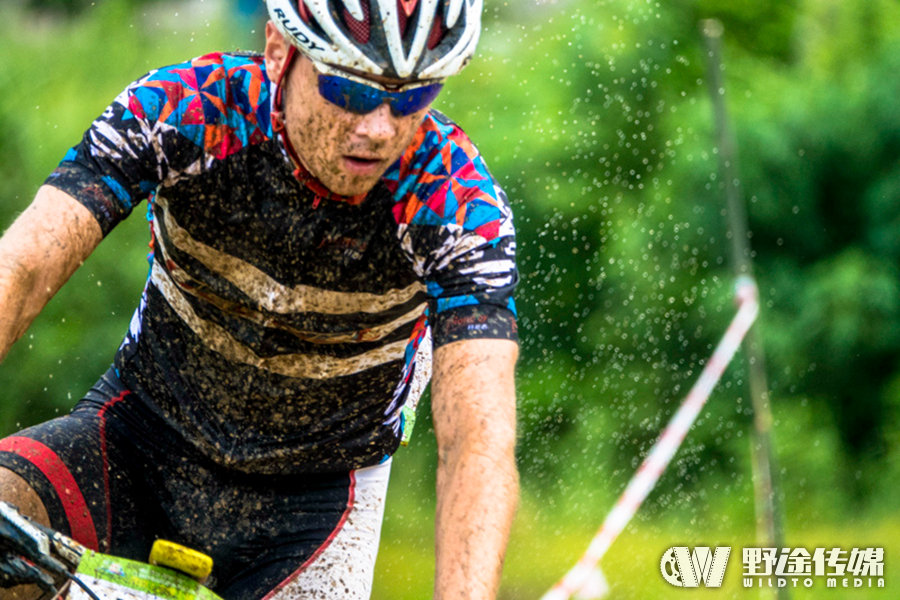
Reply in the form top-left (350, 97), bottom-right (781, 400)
top-left (0, 0), bottom-right (519, 598)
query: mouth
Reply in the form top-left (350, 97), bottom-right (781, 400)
top-left (343, 155), bottom-right (384, 176)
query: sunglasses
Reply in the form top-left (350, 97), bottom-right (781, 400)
top-left (312, 62), bottom-right (444, 117)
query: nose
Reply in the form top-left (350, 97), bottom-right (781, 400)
top-left (353, 103), bottom-right (397, 142)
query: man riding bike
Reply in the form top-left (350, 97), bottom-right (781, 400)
top-left (0, 0), bottom-right (519, 598)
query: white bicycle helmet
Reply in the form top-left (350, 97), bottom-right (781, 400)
top-left (266, 0), bottom-right (482, 80)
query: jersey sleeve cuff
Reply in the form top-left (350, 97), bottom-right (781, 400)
top-left (43, 162), bottom-right (134, 237)
top-left (432, 303), bottom-right (518, 348)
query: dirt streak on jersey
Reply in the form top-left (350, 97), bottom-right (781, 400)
top-left (44, 52), bottom-right (518, 475)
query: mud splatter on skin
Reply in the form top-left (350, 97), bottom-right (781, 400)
top-left (7, 45), bottom-right (520, 599)
top-left (0, 186), bottom-right (102, 362)
top-left (280, 55), bottom-right (429, 198)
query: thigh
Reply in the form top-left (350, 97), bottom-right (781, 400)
top-left (0, 369), bottom-right (159, 558)
top-left (193, 460), bottom-right (391, 600)
top-left (0, 412), bottom-right (108, 551)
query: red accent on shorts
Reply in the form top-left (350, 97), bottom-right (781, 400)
top-left (0, 436), bottom-right (100, 551)
top-left (98, 390), bottom-right (129, 552)
top-left (260, 472), bottom-right (357, 600)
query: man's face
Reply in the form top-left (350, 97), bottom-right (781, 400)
top-left (278, 52), bottom-right (432, 197)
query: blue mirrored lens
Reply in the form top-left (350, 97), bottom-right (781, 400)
top-left (390, 83), bottom-right (444, 116)
top-left (317, 74), bottom-right (443, 117)
top-left (318, 75), bottom-right (383, 114)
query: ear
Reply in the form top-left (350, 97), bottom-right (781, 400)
top-left (265, 22), bottom-right (290, 82)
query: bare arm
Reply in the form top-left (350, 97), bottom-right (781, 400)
top-left (432, 338), bottom-right (519, 600)
top-left (0, 185), bottom-right (102, 362)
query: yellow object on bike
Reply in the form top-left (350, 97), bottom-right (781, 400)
top-left (148, 540), bottom-right (213, 581)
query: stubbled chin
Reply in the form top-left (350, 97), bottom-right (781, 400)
top-left (323, 172), bottom-right (379, 198)
top-left (302, 158), bottom-right (370, 197)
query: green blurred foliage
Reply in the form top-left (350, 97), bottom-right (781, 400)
top-left (0, 2), bottom-right (236, 426)
top-left (448, 0), bottom-right (900, 519)
top-left (3, 0), bottom-right (900, 596)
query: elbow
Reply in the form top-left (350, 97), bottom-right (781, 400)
top-left (0, 254), bottom-right (41, 303)
top-left (0, 255), bottom-right (44, 339)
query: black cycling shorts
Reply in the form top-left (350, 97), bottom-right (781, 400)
top-left (0, 368), bottom-right (390, 600)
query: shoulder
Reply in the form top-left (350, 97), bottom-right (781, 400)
top-left (127, 52), bottom-right (273, 149)
top-left (385, 111), bottom-right (510, 239)
top-left (389, 110), bottom-right (488, 185)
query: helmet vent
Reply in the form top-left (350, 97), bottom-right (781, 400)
top-left (341, 0), bottom-right (371, 44)
top-left (297, 0), bottom-right (313, 23)
top-left (396, 0), bottom-right (418, 37)
top-left (427, 10), bottom-right (445, 49)
top-left (398, 0), bottom-right (418, 17)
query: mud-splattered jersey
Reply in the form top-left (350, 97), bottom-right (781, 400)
top-left (44, 52), bottom-right (517, 475)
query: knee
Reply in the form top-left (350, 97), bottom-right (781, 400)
top-left (0, 468), bottom-right (50, 528)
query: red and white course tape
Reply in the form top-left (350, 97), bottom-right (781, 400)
top-left (541, 276), bottom-right (760, 600)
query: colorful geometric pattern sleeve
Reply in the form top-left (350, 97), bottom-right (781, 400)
top-left (43, 70), bottom-right (170, 235)
top-left (43, 53), bottom-right (270, 236)
top-left (387, 112), bottom-right (518, 348)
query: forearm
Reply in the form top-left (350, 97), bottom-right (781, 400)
top-left (434, 434), bottom-right (518, 600)
top-left (0, 186), bottom-right (101, 361)
top-left (432, 339), bottom-right (519, 600)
